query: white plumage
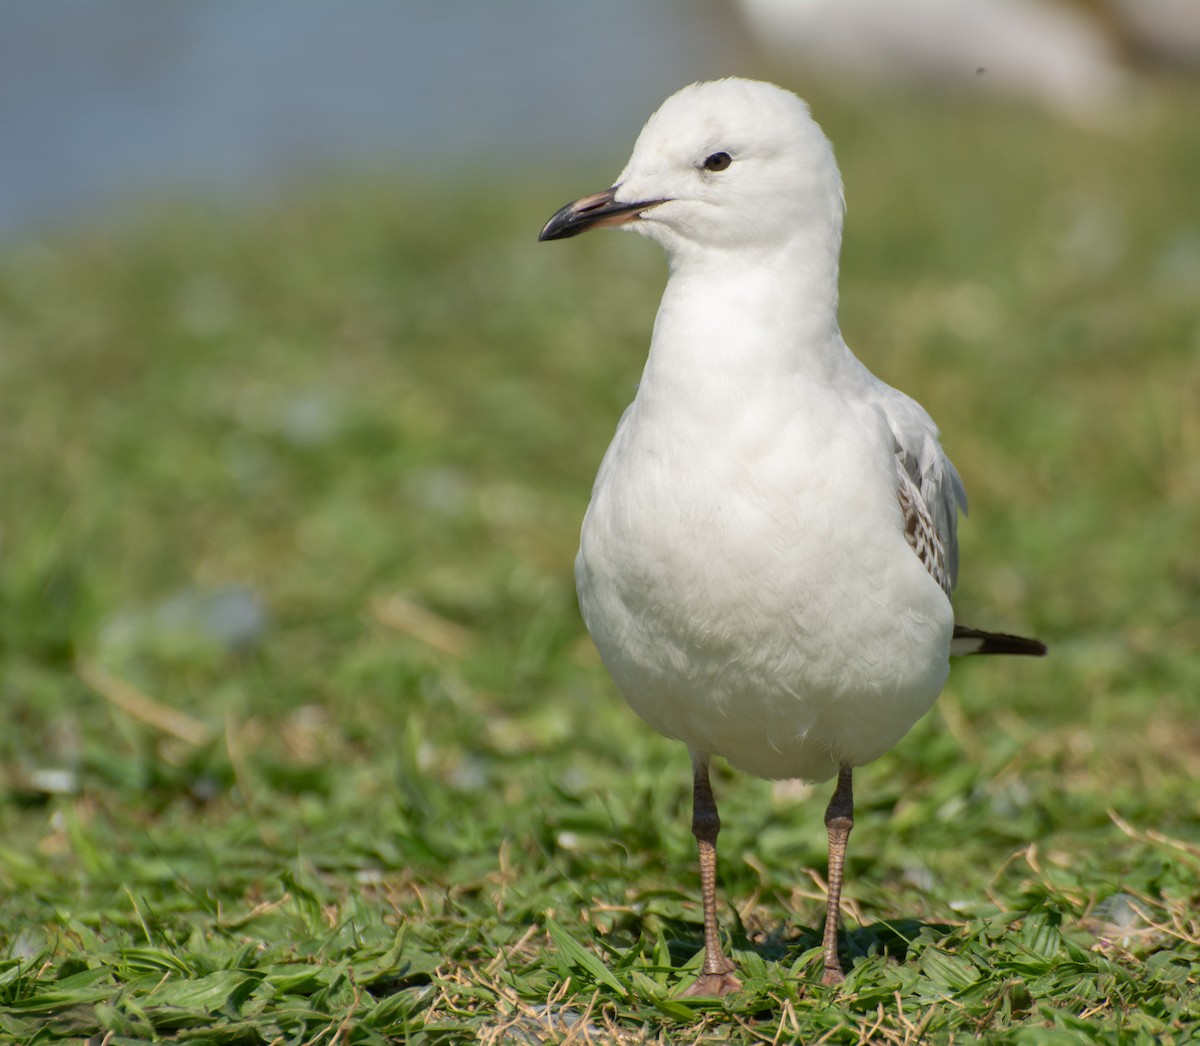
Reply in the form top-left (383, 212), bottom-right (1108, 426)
top-left (540, 77), bottom-right (1043, 994)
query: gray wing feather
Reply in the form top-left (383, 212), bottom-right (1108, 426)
top-left (898, 470), bottom-right (953, 598)
top-left (864, 378), bottom-right (967, 593)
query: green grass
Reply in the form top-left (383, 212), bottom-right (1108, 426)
top-left (1, 80), bottom-right (1198, 1044)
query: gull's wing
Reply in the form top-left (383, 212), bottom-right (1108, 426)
top-left (862, 371), bottom-right (1046, 657)
top-left (897, 468), bottom-right (954, 598)
top-left (861, 376), bottom-right (968, 595)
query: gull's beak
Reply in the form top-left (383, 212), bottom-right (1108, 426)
top-left (538, 187), bottom-right (666, 241)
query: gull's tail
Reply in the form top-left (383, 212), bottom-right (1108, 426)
top-left (951, 625), bottom-right (1047, 657)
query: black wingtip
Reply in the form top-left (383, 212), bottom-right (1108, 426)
top-left (952, 625), bottom-right (1047, 657)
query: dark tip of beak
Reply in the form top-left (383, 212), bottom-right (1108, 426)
top-left (538, 187), bottom-right (666, 242)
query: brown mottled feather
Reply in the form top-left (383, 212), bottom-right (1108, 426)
top-left (897, 471), bottom-right (951, 598)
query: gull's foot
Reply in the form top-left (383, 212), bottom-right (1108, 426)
top-left (681, 955), bottom-right (742, 998)
top-left (820, 962), bottom-right (845, 987)
top-left (680, 969), bottom-right (743, 998)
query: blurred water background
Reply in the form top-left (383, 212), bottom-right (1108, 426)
top-left (7, 0), bottom-right (1198, 242)
top-left (0, 0), bottom-right (738, 240)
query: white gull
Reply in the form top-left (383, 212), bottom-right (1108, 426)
top-left (539, 77), bottom-right (1045, 995)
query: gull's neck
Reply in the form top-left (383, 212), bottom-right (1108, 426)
top-left (638, 229), bottom-right (853, 409)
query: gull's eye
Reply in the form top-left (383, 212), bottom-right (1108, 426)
top-left (702, 151), bottom-right (732, 172)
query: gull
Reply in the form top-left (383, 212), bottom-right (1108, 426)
top-left (539, 78), bottom-right (1045, 996)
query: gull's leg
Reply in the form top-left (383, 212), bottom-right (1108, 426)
top-left (820, 766), bottom-right (854, 986)
top-left (680, 753), bottom-right (742, 998)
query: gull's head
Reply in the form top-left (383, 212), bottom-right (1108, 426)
top-left (539, 78), bottom-right (844, 258)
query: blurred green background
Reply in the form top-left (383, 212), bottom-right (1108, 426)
top-left (1, 3), bottom-right (1198, 1042)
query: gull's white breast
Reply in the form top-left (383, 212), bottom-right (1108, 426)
top-left (575, 376), bottom-right (954, 783)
